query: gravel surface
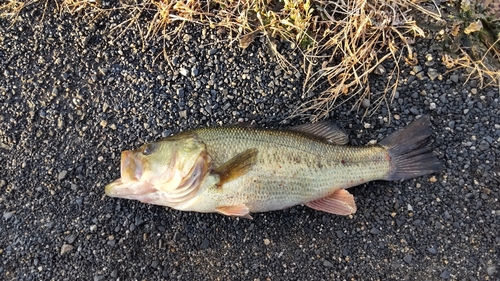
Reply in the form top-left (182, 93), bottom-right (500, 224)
top-left (1, 3), bottom-right (499, 281)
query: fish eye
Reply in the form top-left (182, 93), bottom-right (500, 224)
top-left (142, 144), bottom-right (154, 156)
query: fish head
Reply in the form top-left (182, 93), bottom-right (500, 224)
top-left (105, 134), bottom-right (208, 206)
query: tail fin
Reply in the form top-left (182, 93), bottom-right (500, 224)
top-left (380, 116), bottom-right (444, 181)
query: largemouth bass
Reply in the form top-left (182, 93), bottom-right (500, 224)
top-left (105, 116), bottom-right (444, 218)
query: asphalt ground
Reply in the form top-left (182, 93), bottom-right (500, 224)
top-left (1, 3), bottom-right (499, 281)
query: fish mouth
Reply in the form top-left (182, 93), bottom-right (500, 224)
top-left (120, 150), bottom-right (142, 182)
top-left (105, 178), bottom-right (156, 197)
top-left (105, 150), bottom-right (158, 202)
top-left (105, 148), bottom-right (210, 207)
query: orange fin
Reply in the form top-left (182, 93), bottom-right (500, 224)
top-left (290, 122), bottom-right (348, 145)
top-left (214, 148), bottom-right (258, 186)
top-left (305, 189), bottom-right (357, 215)
top-left (216, 204), bottom-right (253, 219)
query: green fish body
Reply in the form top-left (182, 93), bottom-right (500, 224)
top-left (105, 116), bottom-right (443, 218)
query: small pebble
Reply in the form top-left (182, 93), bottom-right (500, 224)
top-left (263, 238), bottom-right (270, 245)
top-left (487, 266), bottom-right (497, 276)
top-left (370, 227), bottom-right (381, 235)
top-left (323, 260), bottom-right (334, 267)
top-left (66, 235), bottom-right (76, 244)
top-left (427, 68), bottom-right (439, 81)
top-left (374, 65), bottom-right (385, 75)
top-left (440, 270), bottom-right (450, 279)
top-left (427, 247), bottom-right (437, 255)
top-left (60, 244), bottom-right (74, 255)
top-left (134, 215), bottom-right (144, 226)
top-left (208, 48), bottom-right (218, 55)
top-left (3, 211), bottom-right (14, 220)
top-left (412, 65), bottom-right (423, 74)
top-left (191, 67), bottom-right (199, 77)
top-left (478, 140), bottom-right (490, 151)
top-left (200, 238), bottom-right (210, 249)
top-left (179, 68), bottom-right (189, 76)
top-left (173, 232), bottom-right (182, 241)
top-left (58, 170), bottom-right (68, 180)
top-left (176, 88), bottom-right (184, 97)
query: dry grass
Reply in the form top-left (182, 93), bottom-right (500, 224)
top-left (441, 0), bottom-right (500, 94)
top-left (293, 0), bottom-right (437, 120)
top-left (443, 45), bottom-right (500, 90)
top-left (1, 0), bottom-right (499, 120)
top-left (0, 0), bottom-right (40, 22)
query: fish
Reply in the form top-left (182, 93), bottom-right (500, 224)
top-left (105, 116), bottom-right (444, 218)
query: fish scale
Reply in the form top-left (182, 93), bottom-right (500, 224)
top-left (182, 126), bottom-right (391, 213)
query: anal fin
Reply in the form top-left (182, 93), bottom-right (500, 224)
top-left (305, 189), bottom-right (357, 216)
top-left (216, 204), bottom-right (253, 219)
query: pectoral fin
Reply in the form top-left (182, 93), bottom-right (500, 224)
top-left (305, 189), bottom-right (357, 215)
top-left (216, 204), bottom-right (253, 219)
top-left (214, 148), bottom-right (258, 186)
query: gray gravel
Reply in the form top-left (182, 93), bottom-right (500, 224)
top-left (1, 3), bottom-right (499, 281)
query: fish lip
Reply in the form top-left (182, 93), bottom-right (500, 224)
top-left (104, 178), bottom-right (123, 196)
top-left (105, 178), bottom-right (157, 198)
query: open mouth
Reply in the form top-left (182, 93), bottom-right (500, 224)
top-left (104, 150), bottom-right (155, 199)
top-left (105, 148), bottom-right (210, 206)
top-left (120, 150), bottom-right (142, 182)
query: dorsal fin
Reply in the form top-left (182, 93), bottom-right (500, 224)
top-left (213, 148), bottom-right (258, 187)
top-left (229, 121), bottom-right (254, 128)
top-left (290, 122), bottom-right (349, 145)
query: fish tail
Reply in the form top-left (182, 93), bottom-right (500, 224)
top-left (380, 116), bottom-right (444, 181)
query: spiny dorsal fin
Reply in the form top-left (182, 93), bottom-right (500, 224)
top-left (214, 148), bottom-right (258, 186)
top-left (305, 189), bottom-right (357, 215)
top-left (229, 121), bottom-right (254, 128)
top-left (290, 122), bottom-right (349, 145)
